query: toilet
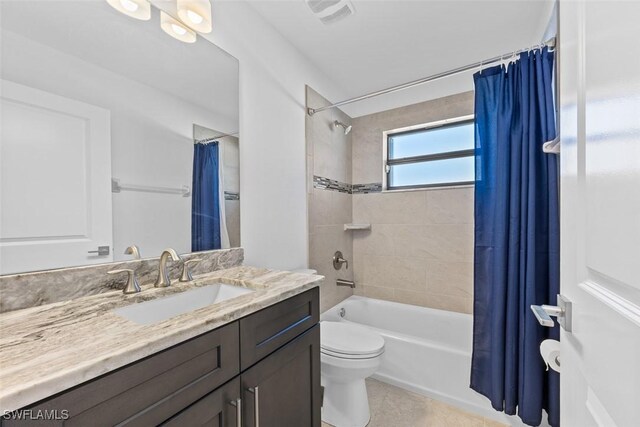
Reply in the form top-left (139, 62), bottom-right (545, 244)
top-left (321, 320), bottom-right (385, 427)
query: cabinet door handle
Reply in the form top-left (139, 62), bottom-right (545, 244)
top-left (88, 245), bottom-right (110, 256)
top-left (247, 386), bottom-right (259, 427)
top-left (229, 398), bottom-right (242, 427)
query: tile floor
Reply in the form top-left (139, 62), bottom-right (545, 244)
top-left (322, 379), bottom-right (507, 427)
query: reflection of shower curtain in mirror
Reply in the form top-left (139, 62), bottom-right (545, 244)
top-left (192, 142), bottom-right (230, 251)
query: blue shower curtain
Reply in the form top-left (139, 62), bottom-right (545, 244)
top-left (471, 47), bottom-right (560, 427)
top-left (192, 143), bottom-right (221, 251)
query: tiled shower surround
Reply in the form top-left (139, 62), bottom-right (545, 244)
top-left (307, 88), bottom-right (475, 314)
top-left (306, 87), bottom-right (355, 312)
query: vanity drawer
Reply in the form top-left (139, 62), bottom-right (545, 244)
top-left (239, 287), bottom-right (319, 370)
top-left (7, 322), bottom-right (239, 427)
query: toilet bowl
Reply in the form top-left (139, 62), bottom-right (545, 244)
top-left (321, 320), bottom-right (385, 427)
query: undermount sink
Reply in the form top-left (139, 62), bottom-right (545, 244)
top-left (113, 283), bottom-right (254, 325)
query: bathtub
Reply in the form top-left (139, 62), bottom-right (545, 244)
top-left (322, 296), bottom-right (527, 426)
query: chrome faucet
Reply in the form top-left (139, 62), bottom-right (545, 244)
top-left (154, 248), bottom-right (181, 288)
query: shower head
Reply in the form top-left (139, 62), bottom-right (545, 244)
top-left (334, 120), bottom-right (352, 135)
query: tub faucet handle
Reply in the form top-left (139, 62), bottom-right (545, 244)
top-left (333, 251), bottom-right (349, 270)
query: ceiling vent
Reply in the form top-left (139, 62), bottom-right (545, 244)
top-left (305, 0), bottom-right (355, 25)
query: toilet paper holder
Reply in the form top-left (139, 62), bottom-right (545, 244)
top-left (531, 294), bottom-right (572, 332)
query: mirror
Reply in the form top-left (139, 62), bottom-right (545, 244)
top-left (0, 1), bottom-right (240, 274)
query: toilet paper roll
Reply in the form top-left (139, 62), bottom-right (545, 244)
top-left (540, 339), bottom-right (561, 373)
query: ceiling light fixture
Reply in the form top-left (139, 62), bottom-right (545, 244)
top-left (105, 0), bottom-right (151, 21)
top-left (161, 11), bottom-right (197, 43)
top-left (177, 0), bottom-right (212, 33)
top-left (305, 0), bottom-right (355, 25)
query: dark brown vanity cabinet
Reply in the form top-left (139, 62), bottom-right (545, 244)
top-left (4, 287), bottom-right (320, 427)
top-left (161, 377), bottom-right (241, 427)
top-left (241, 326), bottom-right (321, 427)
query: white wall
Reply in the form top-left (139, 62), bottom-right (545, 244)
top-left (203, 1), bottom-right (347, 270)
top-left (1, 31), bottom-right (233, 261)
top-left (337, 1), bottom-right (556, 118)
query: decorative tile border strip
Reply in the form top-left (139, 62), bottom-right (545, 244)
top-left (313, 176), bottom-right (351, 193)
top-left (352, 183), bottom-right (382, 194)
top-left (313, 175), bottom-right (382, 194)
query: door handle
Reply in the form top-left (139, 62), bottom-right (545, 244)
top-left (531, 304), bottom-right (559, 327)
top-left (229, 398), bottom-right (242, 427)
top-left (88, 246), bottom-right (110, 256)
top-left (530, 294), bottom-right (572, 332)
top-left (247, 386), bottom-right (259, 427)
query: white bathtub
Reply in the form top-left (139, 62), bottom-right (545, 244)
top-left (322, 296), bottom-right (526, 426)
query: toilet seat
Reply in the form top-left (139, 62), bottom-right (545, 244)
top-left (321, 321), bottom-right (385, 359)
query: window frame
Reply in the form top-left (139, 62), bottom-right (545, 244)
top-left (383, 115), bottom-right (475, 191)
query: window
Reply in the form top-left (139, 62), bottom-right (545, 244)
top-left (385, 117), bottom-right (475, 189)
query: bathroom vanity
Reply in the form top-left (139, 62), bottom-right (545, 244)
top-left (0, 266), bottom-right (322, 427)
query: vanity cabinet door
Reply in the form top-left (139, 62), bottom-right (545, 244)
top-left (240, 287), bottom-right (319, 370)
top-left (161, 378), bottom-right (241, 427)
top-left (241, 325), bottom-right (321, 427)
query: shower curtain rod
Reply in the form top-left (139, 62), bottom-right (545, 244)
top-left (307, 37), bottom-right (556, 116)
top-left (195, 132), bottom-right (239, 144)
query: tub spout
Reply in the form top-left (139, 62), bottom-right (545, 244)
top-left (336, 279), bottom-right (355, 288)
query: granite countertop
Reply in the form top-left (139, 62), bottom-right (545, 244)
top-left (0, 266), bottom-right (323, 412)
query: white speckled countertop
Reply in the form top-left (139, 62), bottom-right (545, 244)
top-left (0, 266), bottom-right (323, 412)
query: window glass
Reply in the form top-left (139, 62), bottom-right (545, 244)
top-left (386, 119), bottom-right (474, 189)
top-left (389, 122), bottom-right (474, 159)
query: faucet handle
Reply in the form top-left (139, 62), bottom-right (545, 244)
top-left (107, 269), bottom-right (141, 294)
top-left (180, 258), bottom-right (203, 282)
top-left (124, 245), bottom-right (141, 259)
top-left (333, 251), bottom-right (349, 270)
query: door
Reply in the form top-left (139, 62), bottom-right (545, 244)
top-left (0, 80), bottom-right (113, 274)
top-left (241, 325), bottom-right (321, 427)
top-left (559, 1), bottom-right (640, 426)
top-left (161, 378), bottom-right (241, 427)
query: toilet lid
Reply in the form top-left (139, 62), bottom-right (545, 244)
top-left (321, 321), bottom-right (385, 356)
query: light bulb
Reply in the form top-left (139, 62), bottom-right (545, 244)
top-left (106, 0), bottom-right (151, 20)
top-left (171, 23), bottom-right (187, 36)
top-left (187, 9), bottom-right (204, 24)
top-left (120, 0), bottom-right (139, 12)
top-left (177, 0), bottom-right (212, 33)
top-left (160, 11), bottom-right (197, 43)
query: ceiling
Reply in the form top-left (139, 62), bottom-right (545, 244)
top-left (1, 0), bottom-right (239, 124)
top-left (248, 0), bottom-right (555, 116)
